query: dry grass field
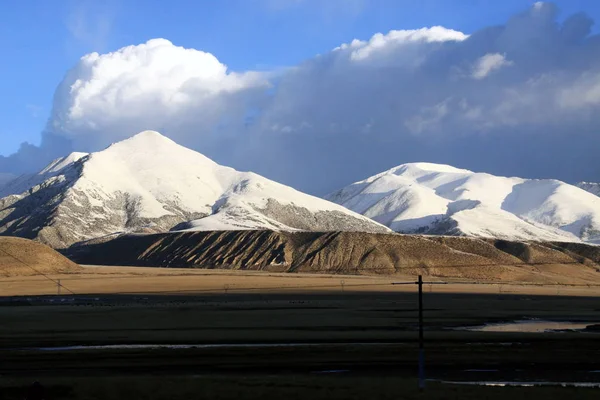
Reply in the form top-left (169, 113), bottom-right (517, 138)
top-left (2, 264), bottom-right (600, 297)
top-left (2, 264), bottom-right (600, 399)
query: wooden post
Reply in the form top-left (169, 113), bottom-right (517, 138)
top-left (418, 275), bottom-right (425, 391)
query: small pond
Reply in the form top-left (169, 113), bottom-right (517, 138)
top-left (459, 320), bottom-right (598, 333)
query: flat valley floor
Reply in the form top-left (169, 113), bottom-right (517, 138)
top-left (2, 266), bottom-right (600, 399)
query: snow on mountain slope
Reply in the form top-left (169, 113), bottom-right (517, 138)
top-left (0, 152), bottom-right (89, 198)
top-left (577, 182), bottom-right (600, 197)
top-left (326, 163), bottom-right (600, 243)
top-left (0, 131), bottom-right (389, 248)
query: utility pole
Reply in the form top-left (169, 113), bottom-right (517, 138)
top-left (418, 275), bottom-right (425, 391)
top-left (391, 276), bottom-right (447, 391)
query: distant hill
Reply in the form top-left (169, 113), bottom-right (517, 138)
top-left (0, 237), bottom-right (80, 277)
top-left (327, 163), bottom-right (600, 243)
top-left (68, 230), bottom-right (600, 284)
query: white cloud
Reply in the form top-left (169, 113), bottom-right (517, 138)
top-left (49, 39), bottom-right (269, 150)
top-left (405, 100), bottom-right (450, 135)
top-left (472, 53), bottom-right (513, 79)
top-left (3, 3), bottom-right (600, 194)
top-left (558, 71), bottom-right (600, 109)
top-left (349, 27), bottom-right (467, 61)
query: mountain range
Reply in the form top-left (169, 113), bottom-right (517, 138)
top-left (0, 131), bottom-right (388, 248)
top-left (1, 131), bottom-right (598, 249)
top-left (326, 163), bottom-right (600, 244)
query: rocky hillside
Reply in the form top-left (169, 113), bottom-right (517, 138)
top-left (0, 131), bottom-right (388, 248)
top-left (68, 231), bottom-right (600, 284)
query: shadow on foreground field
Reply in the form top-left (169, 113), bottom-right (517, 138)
top-left (2, 291), bottom-right (600, 399)
top-left (2, 375), bottom-right (599, 400)
top-left (2, 291), bottom-right (600, 348)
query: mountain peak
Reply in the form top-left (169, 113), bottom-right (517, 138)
top-left (96, 130), bottom-right (208, 166)
top-left (131, 130), bottom-right (168, 140)
top-left (393, 162), bottom-right (472, 174)
top-left (0, 131), bottom-right (389, 248)
top-left (114, 130), bottom-right (176, 148)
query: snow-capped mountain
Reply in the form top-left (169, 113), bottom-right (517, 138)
top-left (0, 131), bottom-right (389, 248)
top-left (326, 163), bottom-right (600, 243)
top-left (577, 182), bottom-right (600, 197)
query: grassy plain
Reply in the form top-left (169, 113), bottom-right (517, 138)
top-left (2, 265), bottom-right (600, 297)
top-left (2, 266), bottom-right (600, 399)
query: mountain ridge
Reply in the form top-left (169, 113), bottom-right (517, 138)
top-left (68, 230), bottom-right (600, 284)
top-left (0, 131), bottom-right (389, 248)
top-left (577, 182), bottom-right (600, 197)
top-left (326, 163), bottom-right (600, 243)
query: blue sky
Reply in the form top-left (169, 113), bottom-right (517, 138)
top-left (2, 0), bottom-right (599, 156)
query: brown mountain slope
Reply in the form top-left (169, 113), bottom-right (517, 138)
top-left (0, 237), bottom-right (81, 277)
top-left (67, 231), bottom-right (600, 284)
